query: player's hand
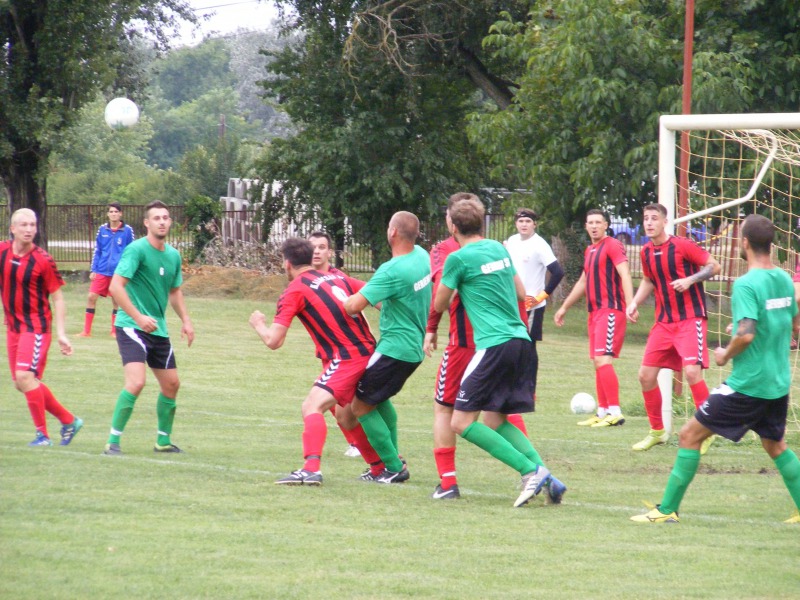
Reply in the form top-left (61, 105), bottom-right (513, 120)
top-left (714, 346), bottom-right (728, 366)
top-left (57, 335), bottom-right (73, 356)
top-left (554, 308), bottom-right (566, 327)
top-left (89, 272), bottom-right (96, 281)
top-left (670, 277), bottom-right (692, 292)
top-left (525, 291), bottom-right (548, 310)
top-left (135, 314), bottom-right (158, 333)
top-left (423, 332), bottom-right (437, 357)
top-left (181, 318), bottom-right (195, 348)
top-left (249, 310), bottom-right (267, 330)
top-left (725, 322), bottom-right (733, 334)
top-left (626, 302), bottom-right (639, 323)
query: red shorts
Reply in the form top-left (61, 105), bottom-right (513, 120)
top-left (434, 344), bottom-right (474, 407)
top-left (588, 308), bottom-right (626, 358)
top-left (642, 319), bottom-right (709, 371)
top-left (89, 274), bottom-right (113, 297)
top-left (6, 330), bottom-right (51, 380)
top-left (314, 354), bottom-right (371, 406)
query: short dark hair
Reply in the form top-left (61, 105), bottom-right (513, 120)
top-left (448, 192), bottom-right (479, 211)
top-left (308, 230), bottom-right (333, 248)
top-left (281, 237), bottom-right (314, 267)
top-left (108, 202), bottom-right (122, 212)
top-left (741, 214), bottom-right (774, 255)
top-left (145, 200), bottom-right (169, 217)
top-left (450, 197), bottom-right (485, 236)
top-left (643, 203), bottom-right (667, 217)
top-left (390, 211), bottom-right (420, 242)
top-left (514, 208), bottom-right (538, 221)
top-left (585, 208), bottom-right (608, 222)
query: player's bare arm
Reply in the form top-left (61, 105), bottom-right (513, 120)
top-left (51, 288), bottom-right (73, 356)
top-left (627, 277), bottom-right (654, 323)
top-left (433, 282), bottom-right (455, 314)
top-left (671, 256), bottom-right (721, 292)
top-left (343, 291), bottom-right (370, 316)
top-left (248, 310), bottom-right (289, 350)
top-left (169, 287), bottom-right (194, 347)
top-left (714, 317), bottom-right (756, 366)
top-left (423, 332), bottom-right (437, 357)
top-left (554, 272), bottom-right (586, 327)
top-left (110, 274), bottom-right (158, 333)
top-left (615, 260), bottom-right (636, 306)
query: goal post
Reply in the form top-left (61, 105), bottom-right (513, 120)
top-left (657, 112), bottom-right (800, 435)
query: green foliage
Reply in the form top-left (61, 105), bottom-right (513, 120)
top-left (151, 39), bottom-right (235, 106)
top-left (185, 194), bottom-right (222, 261)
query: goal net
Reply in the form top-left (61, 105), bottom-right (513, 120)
top-left (658, 113), bottom-right (800, 435)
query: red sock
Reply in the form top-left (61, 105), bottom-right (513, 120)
top-left (40, 383), bottom-right (73, 424)
top-left (82, 309), bottom-right (95, 334)
top-left (345, 423), bottom-right (382, 470)
top-left (596, 364), bottom-right (620, 409)
top-left (433, 446), bottom-right (457, 489)
top-left (595, 369), bottom-right (608, 411)
top-left (24, 386), bottom-right (48, 436)
top-left (642, 387), bottom-right (664, 430)
top-left (301, 413), bottom-right (327, 472)
top-left (690, 380), bottom-right (709, 409)
top-left (506, 413), bottom-right (528, 436)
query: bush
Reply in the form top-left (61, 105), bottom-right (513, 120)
top-left (185, 195), bottom-right (222, 261)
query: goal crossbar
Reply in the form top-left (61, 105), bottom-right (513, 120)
top-left (658, 113), bottom-right (800, 229)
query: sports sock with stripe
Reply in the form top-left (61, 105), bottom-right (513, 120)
top-left (496, 421), bottom-right (544, 468)
top-left (156, 393), bottom-right (176, 446)
top-left (302, 413), bottom-right (327, 472)
top-left (108, 389), bottom-right (137, 444)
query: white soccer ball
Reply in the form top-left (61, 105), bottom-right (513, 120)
top-left (104, 97), bottom-right (139, 129)
top-left (570, 392), bottom-right (596, 414)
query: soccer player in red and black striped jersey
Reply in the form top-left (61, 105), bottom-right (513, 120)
top-left (424, 193), bottom-right (531, 500)
top-left (0, 209), bottom-right (82, 447)
top-left (248, 237), bottom-right (382, 485)
top-left (554, 209), bottom-right (634, 428)
top-left (626, 204), bottom-right (721, 452)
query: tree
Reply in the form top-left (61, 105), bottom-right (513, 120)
top-left (258, 1), bottom-right (491, 262)
top-left (0, 0), bottom-right (194, 245)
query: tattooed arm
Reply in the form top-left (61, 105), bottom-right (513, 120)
top-left (714, 317), bottom-right (756, 366)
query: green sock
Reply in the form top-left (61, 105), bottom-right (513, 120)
top-left (156, 393), bottom-right (177, 446)
top-left (108, 389), bottom-right (137, 444)
top-left (774, 448), bottom-right (800, 511)
top-left (496, 421), bottom-right (545, 468)
top-left (376, 399), bottom-right (398, 453)
top-left (358, 410), bottom-right (403, 472)
top-left (460, 422), bottom-right (537, 475)
top-left (660, 448), bottom-right (701, 514)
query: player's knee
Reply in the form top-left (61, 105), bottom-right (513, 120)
top-left (14, 371), bottom-right (35, 391)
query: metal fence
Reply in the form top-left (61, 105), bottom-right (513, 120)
top-left (4, 205), bottom-right (518, 273)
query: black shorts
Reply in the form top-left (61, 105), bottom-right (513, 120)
top-left (116, 327), bottom-right (177, 370)
top-left (455, 337), bottom-right (535, 414)
top-left (356, 352), bottom-right (421, 406)
top-left (527, 306), bottom-right (545, 342)
top-left (695, 383), bottom-right (788, 442)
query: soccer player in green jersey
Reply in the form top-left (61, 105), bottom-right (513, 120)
top-left (632, 214), bottom-right (800, 524)
top-left (344, 211), bottom-right (431, 483)
top-left (433, 196), bottom-right (566, 507)
top-left (103, 200), bottom-right (195, 456)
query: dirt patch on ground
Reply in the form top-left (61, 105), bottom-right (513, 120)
top-left (181, 265), bottom-right (287, 301)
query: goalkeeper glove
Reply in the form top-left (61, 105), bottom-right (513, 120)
top-left (524, 291), bottom-right (549, 310)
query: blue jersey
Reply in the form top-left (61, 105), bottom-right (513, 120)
top-left (91, 222), bottom-right (135, 276)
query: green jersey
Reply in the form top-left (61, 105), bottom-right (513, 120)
top-left (441, 239), bottom-right (529, 349)
top-left (113, 238), bottom-right (183, 337)
top-left (360, 245), bottom-right (431, 362)
top-left (727, 267), bottom-right (797, 398)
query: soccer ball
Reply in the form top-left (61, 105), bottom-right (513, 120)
top-left (570, 392), bottom-right (596, 414)
top-left (104, 97), bottom-right (139, 129)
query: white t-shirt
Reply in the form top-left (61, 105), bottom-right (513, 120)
top-left (505, 233), bottom-right (557, 307)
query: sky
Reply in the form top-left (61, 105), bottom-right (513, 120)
top-left (178, 0), bottom-right (279, 46)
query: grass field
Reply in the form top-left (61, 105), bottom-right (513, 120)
top-left (2, 283), bottom-right (799, 600)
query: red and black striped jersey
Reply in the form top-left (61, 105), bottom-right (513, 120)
top-left (426, 236), bottom-right (475, 348)
top-left (584, 236), bottom-right (628, 312)
top-left (641, 235), bottom-right (711, 323)
top-left (0, 241), bottom-right (64, 334)
top-left (273, 269), bottom-right (375, 361)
